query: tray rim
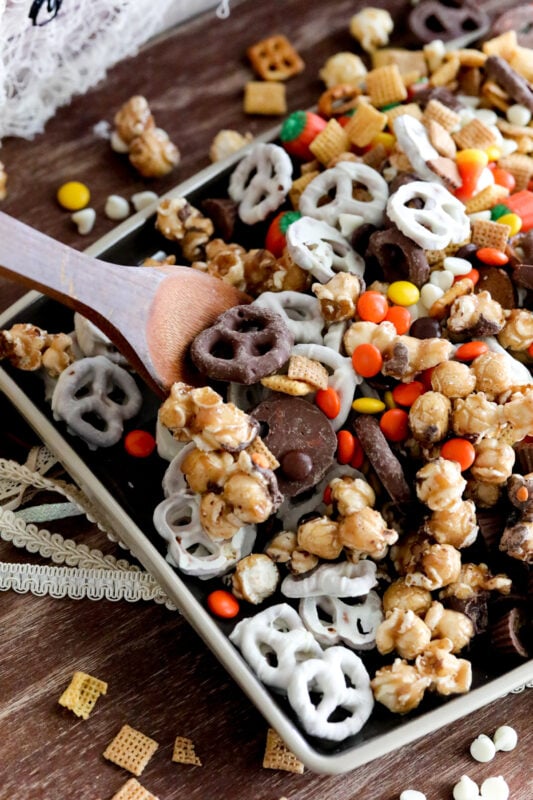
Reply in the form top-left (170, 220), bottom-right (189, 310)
top-left (1, 149), bottom-right (532, 775)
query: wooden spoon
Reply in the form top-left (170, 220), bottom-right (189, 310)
top-left (0, 211), bottom-right (249, 396)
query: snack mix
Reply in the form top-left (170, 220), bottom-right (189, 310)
top-left (2, 8), bottom-right (532, 749)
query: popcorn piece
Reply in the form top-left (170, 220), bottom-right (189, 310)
top-left (392, 534), bottom-right (462, 591)
top-left (262, 728), bottom-right (304, 774)
top-left (58, 670), bottom-right (107, 719)
top-left (114, 95), bottom-right (154, 144)
top-left (431, 361), bottom-right (475, 398)
top-left (343, 320), bottom-right (397, 356)
top-left (376, 608), bottom-right (432, 660)
top-left (155, 198), bottom-right (214, 261)
top-left (0, 323), bottom-right (48, 371)
top-left (129, 128), bottom-right (180, 178)
top-left (338, 506), bottom-right (398, 561)
top-left (192, 239), bottom-right (246, 291)
top-left (415, 638), bottom-right (472, 695)
top-left (319, 52), bottom-right (367, 88)
top-left (371, 659), bottom-right (430, 713)
top-left (447, 291), bottom-right (506, 337)
top-left (297, 516), bottom-right (342, 560)
top-left (382, 336), bottom-right (454, 381)
top-left (265, 531), bottom-right (297, 564)
top-left (329, 476), bottom-right (375, 517)
top-left (232, 554), bottom-right (279, 604)
top-left (172, 736), bottom-right (202, 765)
top-left (470, 733), bottom-right (496, 762)
top-left (416, 458), bottom-right (466, 511)
top-left (470, 352), bottom-right (515, 399)
top-left (424, 601), bottom-right (474, 653)
top-left (440, 563), bottom-right (512, 601)
top-left (244, 82), bottom-right (287, 115)
top-left (103, 724), bottom-right (159, 776)
top-left (409, 391), bottom-right (451, 443)
top-left (181, 448), bottom-right (236, 493)
top-left (471, 439), bottom-right (515, 485)
top-left (382, 579), bottom-right (432, 617)
top-left (223, 467), bottom-right (278, 524)
top-left (425, 500), bottom-right (478, 549)
top-left (497, 308), bottom-right (533, 351)
top-left (199, 492), bottom-right (242, 541)
top-left (105, 194), bottom-right (130, 221)
top-left (312, 272), bottom-right (364, 323)
top-left (41, 332), bottom-right (74, 377)
top-left (350, 7), bottom-right (393, 53)
top-left (209, 129), bottom-right (253, 163)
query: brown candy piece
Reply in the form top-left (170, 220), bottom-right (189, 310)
top-left (409, 316), bottom-right (441, 339)
top-left (485, 55), bottom-right (533, 114)
top-left (476, 509), bottom-right (506, 552)
top-left (190, 305), bottom-right (293, 385)
top-left (366, 227), bottom-right (430, 288)
top-left (413, 85), bottom-right (465, 113)
top-left (514, 442), bottom-right (533, 474)
top-left (251, 395), bottom-right (336, 497)
top-left (476, 266), bottom-right (516, 308)
top-left (201, 198), bottom-right (238, 241)
top-left (353, 416), bottom-right (412, 505)
top-left (490, 606), bottom-right (530, 658)
top-left (409, 0), bottom-right (489, 45)
top-left (512, 264), bottom-right (533, 291)
top-left (445, 592), bottom-right (489, 635)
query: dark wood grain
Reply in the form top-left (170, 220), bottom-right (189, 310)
top-left (0, 2), bottom-right (531, 799)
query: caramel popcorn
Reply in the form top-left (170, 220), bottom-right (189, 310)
top-left (500, 521), bottom-right (533, 563)
top-left (392, 533), bottom-right (461, 591)
top-left (447, 291), bottom-right (506, 336)
top-left (41, 333), bottom-right (74, 377)
top-left (416, 457), bottom-right (466, 511)
top-left (338, 507), bottom-right (398, 561)
top-left (312, 273), bottom-right (364, 323)
top-left (470, 438), bottom-right (516, 484)
top-left (0, 323), bottom-right (48, 371)
top-left (192, 240), bottom-right (247, 290)
top-left (199, 492), bottom-right (242, 540)
top-left (114, 95), bottom-right (154, 144)
top-left (343, 320), bottom-right (397, 356)
top-left (371, 659), bottom-right (430, 714)
top-left (382, 336), bottom-right (453, 381)
top-left (502, 387), bottom-right (533, 441)
top-left (242, 248), bottom-right (310, 296)
top-left (424, 602), bottom-right (474, 653)
top-left (430, 360), bottom-right (476, 398)
top-left (264, 531), bottom-right (297, 563)
top-left (223, 469), bottom-right (275, 524)
top-left (424, 499), bottom-right (478, 549)
top-left (232, 554), bottom-right (279, 604)
top-left (409, 391), bottom-right (451, 443)
top-left (439, 563), bottom-right (512, 600)
top-left (129, 128), bottom-right (180, 178)
top-left (497, 308), bottom-right (533, 351)
top-left (470, 352), bottom-right (515, 399)
top-left (382, 579), bottom-right (432, 617)
top-left (319, 52), bottom-right (367, 88)
top-left (209, 129), bottom-right (253, 163)
top-left (181, 448), bottom-right (237, 493)
top-left (289, 548), bottom-right (320, 574)
top-left (155, 197), bottom-right (214, 258)
top-left (297, 516), bottom-right (342, 560)
top-left (452, 393), bottom-right (503, 440)
top-left (329, 476), bottom-right (375, 516)
top-left (350, 7), bottom-right (394, 53)
top-left (0, 160), bottom-right (7, 201)
top-left (376, 608), bottom-right (432, 660)
top-left (464, 478), bottom-right (502, 508)
top-left (415, 639), bottom-right (472, 695)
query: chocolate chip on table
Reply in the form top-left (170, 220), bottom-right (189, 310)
top-left (353, 415), bottom-right (412, 505)
top-left (251, 395), bottom-right (337, 497)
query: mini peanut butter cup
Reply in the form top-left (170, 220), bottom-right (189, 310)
top-left (490, 606), bottom-right (530, 659)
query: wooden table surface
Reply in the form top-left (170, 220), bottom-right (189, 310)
top-left (0, 2), bottom-right (531, 798)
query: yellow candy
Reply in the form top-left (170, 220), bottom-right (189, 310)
top-left (56, 181), bottom-right (90, 211)
top-left (455, 148), bottom-right (488, 169)
top-left (371, 132), bottom-right (395, 153)
top-left (485, 144), bottom-right (501, 162)
top-left (384, 390), bottom-right (396, 409)
top-left (387, 280), bottom-right (420, 307)
top-left (497, 212), bottom-right (522, 237)
top-left (352, 397), bottom-right (386, 414)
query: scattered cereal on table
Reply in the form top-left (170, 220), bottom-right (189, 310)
top-left (103, 724), bottom-right (159, 776)
top-left (57, 670), bottom-right (107, 719)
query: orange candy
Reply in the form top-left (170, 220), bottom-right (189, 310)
top-left (379, 408), bottom-right (410, 442)
top-left (351, 343), bottom-right (383, 377)
top-left (385, 305), bottom-right (411, 334)
top-left (350, 436), bottom-right (365, 469)
top-left (491, 167), bottom-right (516, 192)
top-left (207, 589), bottom-right (240, 618)
top-left (420, 367), bottom-right (435, 391)
top-left (323, 485), bottom-right (333, 504)
top-left (124, 429), bottom-right (156, 458)
top-left (315, 386), bottom-right (341, 419)
top-left (528, 342), bottom-right (533, 358)
top-left (506, 189), bottom-right (533, 232)
top-left (454, 341), bottom-right (489, 361)
top-left (476, 247), bottom-right (509, 266)
top-left (453, 268), bottom-right (479, 285)
top-left (392, 380), bottom-right (425, 407)
top-left (356, 291), bottom-right (389, 323)
top-left (440, 438), bottom-right (476, 471)
top-left (336, 429), bottom-right (356, 464)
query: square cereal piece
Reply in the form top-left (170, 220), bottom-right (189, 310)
top-left (288, 355), bottom-right (329, 390)
top-left (58, 671), bottom-right (108, 720)
top-left (498, 153), bottom-right (533, 191)
top-left (289, 170), bottom-right (319, 209)
top-left (263, 728), bottom-right (304, 774)
top-left (371, 48), bottom-right (427, 78)
top-left (247, 34), bottom-right (304, 81)
top-left (385, 102), bottom-right (423, 126)
top-left (423, 99), bottom-right (460, 132)
top-left (365, 64), bottom-right (407, 108)
top-left (482, 30), bottom-right (518, 60)
top-left (429, 56), bottom-right (460, 87)
top-left (243, 82), bottom-right (286, 115)
top-left (245, 435), bottom-right (280, 470)
top-left (425, 239), bottom-right (470, 267)
top-left (453, 118), bottom-right (497, 151)
top-left (510, 47), bottom-right (533, 83)
top-left (344, 102), bottom-right (387, 147)
top-left (450, 48), bottom-right (487, 68)
top-left (426, 119), bottom-right (457, 159)
top-left (111, 778), bottom-right (159, 800)
top-left (309, 118), bottom-right (350, 165)
top-left (172, 736), bottom-right (202, 766)
top-left (464, 184), bottom-right (509, 215)
top-left (103, 724), bottom-right (159, 776)
top-left (470, 219), bottom-right (511, 251)
top-left (260, 374), bottom-right (312, 396)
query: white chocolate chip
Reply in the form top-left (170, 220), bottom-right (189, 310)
top-left (339, 213), bottom-right (364, 238)
top-left (480, 776), bottom-right (509, 800)
top-left (105, 194), bottom-right (130, 221)
top-left (470, 733), bottom-right (496, 763)
top-left (468, 210), bottom-right (492, 223)
top-left (400, 791), bottom-right (427, 800)
top-left (499, 138), bottom-right (518, 156)
top-left (453, 775), bottom-right (480, 800)
top-left (493, 725), bottom-right (518, 752)
top-left (429, 269), bottom-right (454, 291)
top-left (444, 256), bottom-right (472, 276)
top-left (420, 283), bottom-right (444, 309)
top-left (506, 103), bottom-right (532, 127)
top-left (110, 130), bottom-right (130, 153)
top-left (131, 190), bottom-right (159, 212)
top-left (474, 108), bottom-right (498, 127)
top-left (71, 207), bottom-right (96, 235)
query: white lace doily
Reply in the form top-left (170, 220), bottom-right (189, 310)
top-left (0, 0), bottom-right (225, 140)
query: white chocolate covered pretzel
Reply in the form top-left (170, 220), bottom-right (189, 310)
top-left (253, 291), bottom-right (325, 344)
top-left (153, 490), bottom-right (255, 579)
top-left (228, 142), bottom-right (292, 224)
top-left (299, 161), bottom-right (388, 228)
top-left (74, 313), bottom-right (128, 366)
top-left (287, 216), bottom-right (365, 283)
top-left (281, 559), bottom-right (378, 599)
top-left (387, 180), bottom-right (470, 251)
top-left (299, 590), bottom-right (383, 649)
top-left (392, 115), bottom-right (440, 184)
top-left (51, 355), bottom-right (142, 449)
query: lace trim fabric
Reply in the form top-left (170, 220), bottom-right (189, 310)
top-left (0, 0), bottom-right (207, 140)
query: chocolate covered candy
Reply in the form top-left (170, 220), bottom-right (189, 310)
top-left (354, 415), bottom-right (412, 505)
